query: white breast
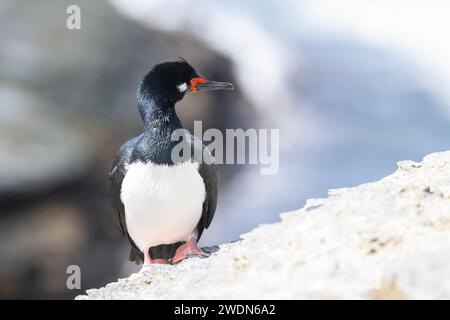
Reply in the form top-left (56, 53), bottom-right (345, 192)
top-left (121, 161), bottom-right (205, 252)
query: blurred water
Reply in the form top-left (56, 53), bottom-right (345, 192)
top-left (110, 0), bottom-right (450, 244)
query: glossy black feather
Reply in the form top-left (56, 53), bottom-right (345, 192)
top-left (188, 134), bottom-right (218, 239)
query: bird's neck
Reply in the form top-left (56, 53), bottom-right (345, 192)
top-left (135, 98), bottom-right (184, 165)
top-left (138, 98), bottom-right (183, 133)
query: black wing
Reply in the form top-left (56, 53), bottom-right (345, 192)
top-left (189, 134), bottom-right (218, 240)
top-left (109, 135), bottom-right (144, 263)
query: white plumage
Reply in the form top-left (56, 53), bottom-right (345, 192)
top-left (121, 161), bottom-right (206, 252)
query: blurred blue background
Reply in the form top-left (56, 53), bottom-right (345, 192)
top-left (1, 0), bottom-right (449, 299)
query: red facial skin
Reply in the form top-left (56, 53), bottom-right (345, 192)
top-left (190, 77), bottom-right (206, 92)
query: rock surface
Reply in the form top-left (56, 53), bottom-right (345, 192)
top-left (77, 151), bottom-right (450, 299)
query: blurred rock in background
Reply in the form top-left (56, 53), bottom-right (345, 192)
top-left (0, 0), bottom-right (247, 299)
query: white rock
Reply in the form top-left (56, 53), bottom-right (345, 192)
top-left (77, 150), bottom-right (450, 299)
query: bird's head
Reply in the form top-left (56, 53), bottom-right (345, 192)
top-left (137, 58), bottom-right (233, 106)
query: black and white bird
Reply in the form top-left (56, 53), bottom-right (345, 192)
top-left (109, 59), bottom-right (233, 265)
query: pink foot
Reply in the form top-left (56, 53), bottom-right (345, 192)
top-left (143, 249), bottom-right (170, 266)
top-left (171, 240), bottom-right (209, 264)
